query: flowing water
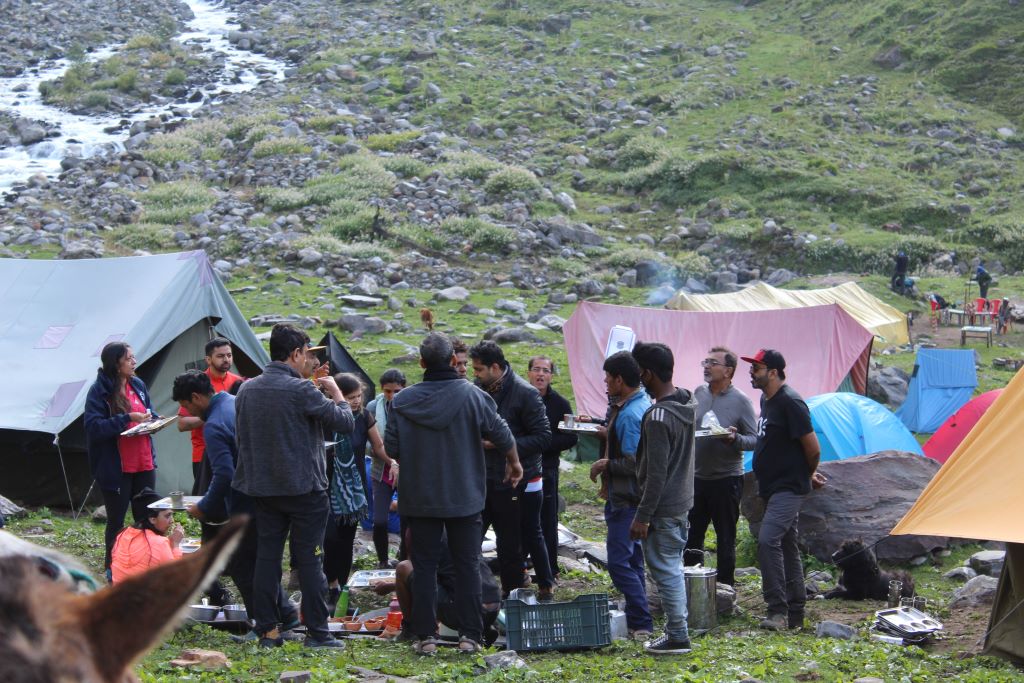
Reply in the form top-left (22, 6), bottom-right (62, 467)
top-left (0, 0), bottom-right (288, 190)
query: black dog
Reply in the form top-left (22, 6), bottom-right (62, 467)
top-left (824, 539), bottom-right (914, 600)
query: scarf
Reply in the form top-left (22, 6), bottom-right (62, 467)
top-left (329, 433), bottom-right (367, 526)
top-left (479, 364), bottom-right (510, 395)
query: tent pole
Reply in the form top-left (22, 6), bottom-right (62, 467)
top-left (54, 435), bottom-right (76, 517)
top-left (75, 480), bottom-right (96, 521)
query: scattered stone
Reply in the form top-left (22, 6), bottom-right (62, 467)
top-left (339, 295), bottom-right (383, 308)
top-left (815, 621), bottom-right (856, 640)
top-left (949, 575), bottom-right (999, 609)
top-left (279, 672), bottom-right (312, 683)
top-left (168, 649), bottom-right (230, 670)
top-left (437, 286), bottom-right (471, 301)
top-left (873, 45), bottom-right (904, 69)
top-left (483, 650), bottom-right (528, 670)
top-left (554, 191), bottom-right (577, 213)
top-left (969, 550), bottom-right (1006, 577)
top-left (336, 315), bottom-right (390, 334)
top-left (944, 566), bottom-right (977, 582)
top-left (540, 15), bottom-right (571, 35)
top-left (716, 582), bottom-right (737, 616)
top-left (867, 366), bottom-right (910, 408)
top-left (91, 505), bottom-right (107, 522)
top-left (485, 326), bottom-right (543, 344)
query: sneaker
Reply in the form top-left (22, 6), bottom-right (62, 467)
top-left (413, 638), bottom-right (438, 656)
top-left (258, 632), bottom-right (284, 648)
top-left (230, 630), bottom-right (259, 644)
top-left (759, 613), bottom-right (788, 631)
top-left (304, 636), bottom-right (345, 649)
top-left (457, 636), bottom-right (482, 653)
top-left (538, 586), bottom-right (554, 603)
top-left (644, 634), bottom-right (692, 655)
top-left (629, 629), bottom-right (653, 642)
top-left (788, 612), bottom-right (805, 630)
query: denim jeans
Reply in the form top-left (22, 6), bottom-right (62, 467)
top-left (604, 502), bottom-right (653, 631)
top-left (643, 514), bottom-right (690, 642)
top-left (757, 491), bottom-right (807, 618)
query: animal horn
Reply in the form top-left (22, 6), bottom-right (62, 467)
top-left (60, 516), bottom-right (248, 682)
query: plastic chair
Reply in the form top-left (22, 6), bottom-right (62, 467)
top-left (976, 297), bottom-right (988, 312)
top-left (990, 299), bottom-right (1001, 317)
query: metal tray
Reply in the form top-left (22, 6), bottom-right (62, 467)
top-left (875, 607), bottom-right (943, 633)
top-left (148, 495), bottom-right (203, 511)
top-left (348, 569), bottom-right (396, 588)
top-left (696, 428), bottom-right (732, 439)
top-left (557, 421), bottom-right (601, 434)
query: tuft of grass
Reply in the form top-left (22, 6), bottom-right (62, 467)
top-left (138, 180), bottom-right (216, 225)
top-left (482, 165), bottom-right (541, 197)
top-left (365, 129), bottom-right (421, 151)
top-left (113, 223), bottom-right (177, 251)
top-left (251, 137), bottom-right (312, 159)
top-left (381, 155), bottom-right (428, 178)
top-left (438, 151), bottom-right (503, 182)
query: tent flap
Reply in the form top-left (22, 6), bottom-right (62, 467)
top-left (808, 393), bottom-right (924, 461)
top-left (895, 349), bottom-right (977, 433)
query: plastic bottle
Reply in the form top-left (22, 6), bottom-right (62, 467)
top-left (334, 585), bottom-right (350, 617)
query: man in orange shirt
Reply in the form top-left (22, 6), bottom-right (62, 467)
top-left (178, 338), bottom-right (243, 494)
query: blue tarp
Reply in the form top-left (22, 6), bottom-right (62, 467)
top-left (896, 349), bottom-right (978, 433)
top-left (741, 391), bottom-right (923, 471)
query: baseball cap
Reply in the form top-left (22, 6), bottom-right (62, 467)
top-left (740, 349), bottom-right (786, 372)
top-left (308, 344), bottom-right (326, 352)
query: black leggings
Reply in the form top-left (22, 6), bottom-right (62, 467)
top-left (323, 519), bottom-right (359, 586)
top-left (102, 469), bottom-right (156, 570)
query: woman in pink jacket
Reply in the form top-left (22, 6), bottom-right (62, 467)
top-left (111, 488), bottom-right (184, 582)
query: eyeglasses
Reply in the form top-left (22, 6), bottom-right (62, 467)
top-left (700, 359), bottom-right (725, 368)
top-left (529, 367), bottom-right (553, 374)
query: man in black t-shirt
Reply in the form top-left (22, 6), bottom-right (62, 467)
top-left (742, 349), bottom-right (825, 632)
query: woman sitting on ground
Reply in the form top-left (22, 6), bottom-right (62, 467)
top-left (110, 488), bottom-right (184, 583)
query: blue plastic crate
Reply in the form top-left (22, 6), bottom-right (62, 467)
top-left (503, 592), bottom-right (611, 651)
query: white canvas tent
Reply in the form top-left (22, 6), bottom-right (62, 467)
top-left (0, 251), bottom-right (268, 507)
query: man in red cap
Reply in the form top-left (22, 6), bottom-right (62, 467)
top-left (742, 349), bottom-right (824, 631)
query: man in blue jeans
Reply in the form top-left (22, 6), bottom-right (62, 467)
top-left (629, 342), bottom-right (697, 655)
top-left (589, 351), bottom-right (654, 638)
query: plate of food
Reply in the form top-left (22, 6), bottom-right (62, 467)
top-left (180, 538), bottom-right (202, 554)
top-left (696, 427), bottom-right (732, 439)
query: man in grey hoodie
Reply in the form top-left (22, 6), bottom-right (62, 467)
top-left (629, 342), bottom-right (697, 655)
top-left (385, 332), bottom-right (522, 655)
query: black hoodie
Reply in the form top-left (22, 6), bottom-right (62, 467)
top-left (385, 372), bottom-right (515, 518)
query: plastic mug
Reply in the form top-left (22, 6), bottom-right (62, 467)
top-left (169, 491), bottom-right (185, 508)
top-left (564, 413), bottom-right (576, 428)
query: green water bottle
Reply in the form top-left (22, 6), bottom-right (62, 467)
top-left (334, 585), bottom-right (350, 617)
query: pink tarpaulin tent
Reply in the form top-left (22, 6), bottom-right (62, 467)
top-left (563, 301), bottom-right (874, 417)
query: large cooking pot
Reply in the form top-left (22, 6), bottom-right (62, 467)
top-left (222, 604), bottom-right (248, 621)
top-left (188, 603), bottom-right (220, 621)
top-left (684, 566), bottom-right (717, 634)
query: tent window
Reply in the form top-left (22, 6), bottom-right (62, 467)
top-left (34, 325), bottom-right (74, 349)
top-left (45, 380), bottom-right (86, 417)
top-left (93, 334), bottom-right (126, 356)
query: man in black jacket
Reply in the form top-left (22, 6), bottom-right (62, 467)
top-left (527, 356), bottom-right (577, 579)
top-left (471, 341), bottom-right (553, 598)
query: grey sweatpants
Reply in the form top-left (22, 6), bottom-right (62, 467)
top-left (757, 491), bottom-right (807, 618)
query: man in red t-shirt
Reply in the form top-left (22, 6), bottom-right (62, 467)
top-left (178, 338), bottom-right (243, 494)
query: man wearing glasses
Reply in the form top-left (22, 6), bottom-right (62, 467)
top-left (685, 348), bottom-right (757, 588)
top-left (741, 349), bottom-right (824, 631)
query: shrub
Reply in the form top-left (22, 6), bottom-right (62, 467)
top-left (125, 34), bottom-right (163, 51)
top-left (483, 166), bottom-right (541, 197)
top-left (141, 133), bottom-right (194, 165)
top-left (365, 129), bottom-right (421, 151)
top-left (601, 247), bottom-right (665, 270)
top-left (438, 151), bottom-right (502, 181)
top-left (164, 68), bottom-right (187, 86)
top-left (382, 155), bottom-right (427, 178)
top-left (138, 180), bottom-right (216, 225)
top-left (83, 91), bottom-right (110, 108)
top-left (324, 209), bottom-right (379, 240)
top-left (115, 69), bottom-right (137, 92)
top-left (390, 223), bottom-right (448, 252)
top-left (672, 251), bottom-right (713, 278)
top-left (114, 223), bottom-right (177, 251)
top-left (440, 217), bottom-right (513, 252)
top-left (306, 114), bottom-right (356, 131)
top-left (304, 157), bottom-right (396, 204)
top-left (252, 138), bottom-right (312, 158)
top-left (615, 135), bottom-right (665, 171)
top-left (258, 187), bottom-right (307, 211)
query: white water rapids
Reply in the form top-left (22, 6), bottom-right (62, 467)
top-left (0, 0), bottom-right (287, 190)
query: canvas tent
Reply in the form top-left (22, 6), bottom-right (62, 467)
top-left (563, 301), bottom-right (874, 418)
top-left (666, 281), bottom-right (909, 346)
top-left (315, 331), bottom-right (376, 405)
top-left (892, 368), bottom-right (1024, 664)
top-left (807, 393), bottom-right (923, 461)
top-left (923, 389), bottom-right (1003, 464)
top-left (895, 349), bottom-right (977, 433)
top-left (0, 251), bottom-right (269, 507)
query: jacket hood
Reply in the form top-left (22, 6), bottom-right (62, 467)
top-left (392, 378), bottom-right (473, 430)
top-left (652, 387), bottom-right (697, 424)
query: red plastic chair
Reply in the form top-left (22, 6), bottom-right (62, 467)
top-left (976, 297), bottom-right (988, 312)
top-left (990, 299), bottom-right (1001, 317)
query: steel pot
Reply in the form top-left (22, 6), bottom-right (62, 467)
top-left (222, 604), bottom-right (248, 621)
top-left (188, 604), bottom-right (220, 621)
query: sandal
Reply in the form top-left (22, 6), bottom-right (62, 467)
top-left (413, 638), bottom-right (438, 656)
top-left (457, 636), bottom-right (482, 653)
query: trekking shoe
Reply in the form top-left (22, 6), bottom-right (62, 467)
top-left (537, 586), bottom-right (554, 603)
top-left (629, 629), bottom-right (653, 642)
top-left (413, 638), bottom-right (438, 656)
top-left (230, 630), bottom-right (259, 644)
top-left (788, 612), bottom-right (805, 630)
top-left (457, 636), bottom-right (482, 653)
top-left (304, 636), bottom-right (345, 649)
top-left (644, 634), bottom-right (692, 655)
top-left (280, 616), bottom-right (304, 641)
top-left (258, 630), bottom-right (284, 648)
top-left (759, 613), bottom-right (788, 631)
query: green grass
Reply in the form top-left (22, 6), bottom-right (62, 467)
top-left (136, 180), bottom-right (217, 226)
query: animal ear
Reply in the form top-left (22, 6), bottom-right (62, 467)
top-left (59, 517), bottom-right (247, 682)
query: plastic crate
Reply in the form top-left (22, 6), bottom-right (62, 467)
top-left (503, 592), bottom-right (611, 651)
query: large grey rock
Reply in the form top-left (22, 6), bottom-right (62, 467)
top-left (763, 268), bottom-right (797, 286)
top-left (867, 366), bottom-right (910, 408)
top-left (351, 273), bottom-right (379, 296)
top-left (339, 295), bottom-right (383, 308)
top-left (483, 650), bottom-right (527, 670)
top-left (485, 326), bottom-right (543, 344)
top-left (873, 45), bottom-right (905, 69)
top-left (436, 286), bottom-right (470, 301)
top-left (716, 582), bottom-right (737, 616)
top-left (336, 315), bottom-right (390, 334)
top-left (0, 495), bottom-right (25, 517)
top-left (646, 284), bottom-right (677, 306)
top-left (540, 14), bottom-right (571, 35)
top-left (969, 550), bottom-right (1005, 577)
top-left (741, 452), bottom-right (947, 563)
top-left (554, 191), bottom-right (577, 213)
top-left (944, 566), bottom-right (977, 582)
top-left (949, 575), bottom-right (999, 609)
top-left (815, 621), bottom-right (856, 640)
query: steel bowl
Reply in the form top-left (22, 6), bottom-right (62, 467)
top-left (188, 604), bottom-right (220, 621)
top-left (222, 604), bottom-right (248, 621)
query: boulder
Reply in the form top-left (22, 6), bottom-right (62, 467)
top-left (485, 326), bottom-right (543, 344)
top-left (646, 284), bottom-right (677, 306)
top-left (483, 650), bottom-right (528, 670)
top-left (0, 495), bottom-right (25, 518)
top-left (540, 14), bottom-right (571, 35)
top-left (336, 315), bottom-right (390, 334)
top-left (339, 295), bottom-right (383, 308)
top-left (969, 550), bottom-right (1005, 577)
top-left (763, 268), bottom-right (797, 286)
top-left (436, 286), bottom-right (470, 301)
top-left (741, 452), bottom-right (947, 563)
top-left (351, 273), bottom-right (379, 296)
top-left (279, 673), bottom-right (312, 683)
top-left (873, 45), bottom-right (904, 69)
top-left (168, 649), bottom-right (230, 670)
top-left (944, 566), bottom-right (977, 582)
top-left (716, 582), bottom-right (737, 616)
top-left (815, 621), bottom-right (856, 640)
top-left (949, 575), bottom-right (999, 609)
top-left (867, 366), bottom-right (910, 408)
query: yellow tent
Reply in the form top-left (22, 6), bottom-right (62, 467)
top-left (892, 368), bottom-right (1024, 664)
top-left (666, 281), bottom-right (909, 345)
